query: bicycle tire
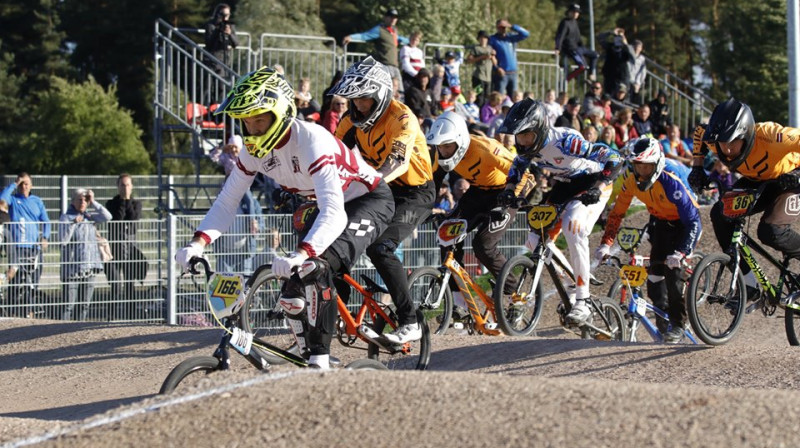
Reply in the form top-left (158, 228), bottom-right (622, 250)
top-left (785, 306), bottom-right (800, 346)
top-left (607, 279), bottom-right (644, 342)
top-left (239, 269), bottom-right (295, 365)
top-left (591, 297), bottom-right (627, 341)
top-left (367, 309), bottom-right (431, 370)
top-left (493, 254), bottom-right (544, 337)
top-left (159, 356), bottom-right (222, 394)
top-left (344, 359), bottom-right (389, 370)
top-left (687, 252), bottom-right (746, 345)
top-left (407, 267), bottom-right (453, 335)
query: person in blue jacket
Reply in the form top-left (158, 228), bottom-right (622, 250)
top-left (489, 18), bottom-right (529, 97)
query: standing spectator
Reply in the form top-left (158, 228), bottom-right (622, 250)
top-left (441, 51), bottom-right (464, 97)
top-left (629, 40), bottom-right (647, 105)
top-left (105, 173), bottom-right (143, 320)
top-left (661, 124), bottom-right (692, 166)
top-left (489, 18), bottom-right (530, 96)
top-left (214, 188), bottom-right (263, 274)
top-left (1, 173), bottom-right (50, 318)
top-left (543, 89), bottom-right (563, 126)
top-left (204, 3), bottom-right (238, 103)
top-left (322, 95), bottom-right (348, 134)
top-left (632, 103), bottom-right (654, 137)
top-left (60, 188), bottom-right (111, 321)
top-left (599, 28), bottom-right (634, 96)
top-left (399, 31), bottom-right (424, 91)
top-left (467, 30), bottom-right (496, 107)
top-left (554, 96), bottom-right (582, 131)
top-left (554, 4), bottom-right (598, 81)
top-left (613, 107), bottom-right (639, 148)
top-left (583, 82), bottom-right (604, 112)
top-left (0, 199), bottom-right (9, 289)
top-left (649, 89), bottom-right (671, 136)
top-left (404, 68), bottom-right (434, 124)
top-left (342, 8), bottom-right (408, 96)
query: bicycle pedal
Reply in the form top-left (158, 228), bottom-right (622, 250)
top-left (452, 322), bottom-right (465, 330)
top-left (484, 322), bottom-right (498, 330)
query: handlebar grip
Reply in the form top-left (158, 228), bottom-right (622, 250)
top-left (188, 256), bottom-right (211, 277)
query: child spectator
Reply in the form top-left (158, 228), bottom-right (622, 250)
top-left (487, 97), bottom-right (513, 138)
top-left (543, 89), bottom-right (563, 126)
top-left (442, 51), bottom-right (464, 98)
top-left (463, 90), bottom-right (481, 122)
top-left (438, 87), bottom-right (456, 114)
top-left (480, 91), bottom-right (504, 123)
top-left (598, 125), bottom-right (619, 150)
top-left (581, 125), bottom-right (598, 143)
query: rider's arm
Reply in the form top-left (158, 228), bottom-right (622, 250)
top-left (663, 172), bottom-right (703, 255)
top-left (691, 124), bottom-right (708, 168)
top-left (193, 158), bottom-right (257, 247)
top-left (576, 139), bottom-right (623, 188)
top-left (601, 172), bottom-right (635, 247)
top-left (297, 154), bottom-right (348, 258)
top-left (503, 156), bottom-right (535, 197)
top-left (377, 116), bottom-right (417, 183)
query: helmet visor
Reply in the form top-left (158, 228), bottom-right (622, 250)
top-left (632, 161), bottom-right (655, 181)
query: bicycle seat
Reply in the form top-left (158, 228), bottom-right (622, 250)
top-left (360, 275), bottom-right (390, 295)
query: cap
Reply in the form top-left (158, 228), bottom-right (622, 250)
top-left (567, 96), bottom-right (580, 106)
top-left (501, 97), bottom-right (514, 108)
top-left (601, 93), bottom-right (612, 101)
top-left (616, 84), bottom-right (628, 93)
top-left (385, 8), bottom-right (399, 17)
top-left (477, 30), bottom-right (489, 39)
top-left (444, 51), bottom-right (457, 60)
top-left (451, 85), bottom-right (462, 95)
top-left (441, 87), bottom-right (452, 96)
top-left (567, 3), bottom-right (581, 12)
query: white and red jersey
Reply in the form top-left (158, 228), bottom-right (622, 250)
top-left (400, 45), bottom-right (425, 77)
top-left (196, 120), bottom-right (382, 257)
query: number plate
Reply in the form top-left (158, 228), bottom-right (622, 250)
top-left (526, 205), bottom-right (558, 230)
top-left (619, 265), bottom-right (647, 287)
top-left (208, 273), bottom-right (246, 319)
top-left (634, 297), bottom-right (648, 317)
top-left (437, 219), bottom-right (468, 247)
top-left (721, 191), bottom-right (755, 218)
top-left (617, 227), bottom-right (642, 251)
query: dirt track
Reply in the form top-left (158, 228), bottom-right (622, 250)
top-left (2, 210), bottom-right (800, 447)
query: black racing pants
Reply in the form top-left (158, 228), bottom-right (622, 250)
top-left (366, 180), bottom-right (435, 326)
top-left (646, 219), bottom-right (688, 328)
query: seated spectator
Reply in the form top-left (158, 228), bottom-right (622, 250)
top-left (463, 90), bottom-right (481, 122)
top-left (581, 125), bottom-right (598, 143)
top-left (632, 103), bottom-right (654, 137)
top-left (583, 82), bottom-right (604, 112)
top-left (554, 96), bottom-right (582, 131)
top-left (480, 91), bottom-right (503, 124)
top-left (487, 96), bottom-right (513, 138)
top-left (510, 90), bottom-right (524, 104)
top-left (452, 178), bottom-right (470, 205)
top-left (660, 123), bottom-right (692, 166)
top-left (430, 64), bottom-right (445, 103)
top-left (612, 107), bottom-right (639, 148)
top-left (433, 184), bottom-right (455, 215)
top-left (609, 83), bottom-right (633, 115)
top-left (59, 188), bottom-right (112, 321)
top-left (295, 77), bottom-right (321, 122)
top-left (438, 87), bottom-right (456, 114)
top-left (582, 106), bottom-right (606, 134)
top-left (600, 93), bottom-right (613, 123)
top-left (543, 88), bottom-right (563, 126)
top-left (321, 95), bottom-right (348, 134)
top-left (320, 70), bottom-right (344, 115)
top-left (648, 89), bottom-right (671, 136)
top-left (598, 125), bottom-right (619, 150)
top-left (405, 68), bottom-right (434, 122)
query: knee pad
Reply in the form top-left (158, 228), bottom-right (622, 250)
top-left (297, 258), bottom-right (337, 333)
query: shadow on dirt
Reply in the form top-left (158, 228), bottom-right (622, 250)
top-left (0, 395), bottom-right (153, 421)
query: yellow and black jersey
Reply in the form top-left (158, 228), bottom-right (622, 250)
top-left (336, 100), bottom-right (432, 187)
top-left (433, 135), bottom-right (514, 189)
top-left (602, 169), bottom-right (702, 255)
top-left (694, 122), bottom-right (800, 181)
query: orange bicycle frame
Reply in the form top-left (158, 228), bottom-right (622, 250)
top-left (442, 252), bottom-right (501, 336)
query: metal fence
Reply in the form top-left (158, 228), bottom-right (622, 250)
top-left (0, 213), bottom-right (531, 325)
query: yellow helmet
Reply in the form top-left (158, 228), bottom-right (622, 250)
top-left (216, 67), bottom-right (297, 158)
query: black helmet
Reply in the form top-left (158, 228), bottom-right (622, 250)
top-left (498, 98), bottom-right (549, 157)
top-left (702, 98), bottom-right (755, 170)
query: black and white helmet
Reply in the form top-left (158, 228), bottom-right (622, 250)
top-left (625, 137), bottom-right (665, 191)
top-left (427, 111), bottom-right (471, 172)
top-left (702, 98), bottom-right (755, 170)
top-left (329, 56), bottom-right (393, 132)
top-left (497, 98), bottom-right (549, 158)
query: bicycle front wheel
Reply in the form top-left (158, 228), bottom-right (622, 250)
top-left (368, 309), bottom-right (431, 370)
top-left (407, 267), bottom-right (453, 335)
top-left (586, 297), bottom-right (627, 341)
top-left (493, 255), bottom-right (544, 337)
top-left (687, 253), bottom-right (746, 345)
top-left (344, 359), bottom-right (389, 370)
top-left (785, 305), bottom-right (800, 346)
top-left (240, 269), bottom-right (294, 365)
top-left (159, 356), bottom-right (222, 394)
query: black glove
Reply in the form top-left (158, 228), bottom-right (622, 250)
top-left (688, 166), bottom-right (710, 193)
top-left (577, 187), bottom-right (601, 205)
top-left (777, 171), bottom-right (800, 191)
top-left (497, 190), bottom-right (516, 208)
top-left (488, 207), bottom-right (510, 231)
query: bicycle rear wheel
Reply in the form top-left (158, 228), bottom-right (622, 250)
top-left (240, 269), bottom-right (294, 365)
top-left (407, 267), bottom-right (453, 335)
top-left (687, 253), bottom-right (746, 345)
top-left (368, 309), bottom-right (431, 370)
top-left (785, 306), bottom-right (800, 346)
top-left (493, 255), bottom-right (544, 337)
top-left (584, 297), bottom-right (627, 341)
top-left (159, 356), bottom-right (222, 394)
top-left (344, 359), bottom-right (389, 370)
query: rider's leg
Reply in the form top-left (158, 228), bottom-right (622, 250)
top-left (758, 189), bottom-right (800, 258)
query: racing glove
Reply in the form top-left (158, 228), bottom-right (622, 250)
top-left (688, 166), bottom-right (710, 193)
top-left (577, 187), bottom-right (602, 205)
top-left (666, 251), bottom-right (685, 270)
top-left (175, 242), bottom-right (206, 272)
top-left (272, 251), bottom-right (309, 278)
top-left (497, 190), bottom-right (517, 209)
top-left (777, 170), bottom-right (800, 191)
top-left (594, 244), bottom-right (611, 265)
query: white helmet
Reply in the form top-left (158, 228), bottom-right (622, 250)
top-left (328, 56), bottom-right (393, 132)
top-left (427, 111), bottom-right (470, 172)
top-left (625, 137), bottom-right (665, 191)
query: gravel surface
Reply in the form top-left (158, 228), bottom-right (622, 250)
top-left (2, 210), bottom-right (800, 447)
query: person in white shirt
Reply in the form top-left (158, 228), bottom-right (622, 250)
top-left (175, 67), bottom-right (394, 369)
top-left (400, 31), bottom-right (424, 91)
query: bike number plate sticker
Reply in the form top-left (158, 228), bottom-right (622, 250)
top-left (721, 191), bottom-right (755, 218)
top-left (527, 205), bottom-right (557, 230)
top-left (634, 297), bottom-right (648, 317)
top-left (437, 219), bottom-right (469, 247)
top-left (619, 265), bottom-right (647, 287)
top-left (617, 227), bottom-right (642, 251)
top-left (208, 273), bottom-right (246, 319)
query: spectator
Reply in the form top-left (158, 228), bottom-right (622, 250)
top-left (252, 227), bottom-right (282, 269)
top-left (467, 30), bottom-right (496, 107)
top-left (399, 31), bottom-right (424, 91)
top-left (557, 91), bottom-right (569, 108)
top-left (322, 95), bottom-right (348, 134)
top-left (60, 188), bottom-right (111, 321)
top-left (554, 4), bottom-right (598, 81)
top-left (480, 91), bottom-right (504, 124)
top-left (438, 87), bottom-right (456, 114)
top-left (320, 70), bottom-right (344, 115)
top-left (543, 89), bottom-right (563, 126)
top-left (613, 107), bottom-right (639, 148)
top-left (660, 123), bottom-right (692, 166)
top-left (632, 103), bottom-right (654, 137)
top-left (214, 188), bottom-right (263, 274)
top-left (208, 134), bottom-right (242, 176)
top-left (489, 18), bottom-right (530, 96)
top-left (295, 77), bottom-right (321, 122)
top-left (1, 173), bottom-right (50, 318)
top-left (405, 68), bottom-right (434, 123)
top-left (554, 96), bottom-right (582, 131)
top-left (487, 97), bottom-right (513, 138)
top-left (583, 82), bottom-right (604, 112)
top-left (204, 3), bottom-right (238, 103)
top-left (463, 90), bottom-right (481, 122)
top-left (582, 125), bottom-right (598, 143)
top-left (583, 106), bottom-right (606, 134)
top-left (629, 39), bottom-right (646, 105)
top-left (598, 125), bottom-right (619, 150)
top-left (441, 51), bottom-right (464, 97)
top-left (430, 64), bottom-right (445, 103)
top-left (342, 8), bottom-right (408, 96)
top-left (649, 89), bottom-right (671, 136)
top-left (0, 200), bottom-right (9, 276)
top-left (599, 28), bottom-right (634, 97)
top-left (609, 83), bottom-right (634, 115)
top-left (600, 93), bottom-right (613, 123)
top-left (452, 178), bottom-right (470, 205)
top-left (105, 173), bottom-right (144, 320)
top-left (510, 90), bottom-right (524, 104)
top-left (433, 184), bottom-right (455, 215)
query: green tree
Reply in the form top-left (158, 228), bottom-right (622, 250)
top-left (11, 77), bottom-right (153, 175)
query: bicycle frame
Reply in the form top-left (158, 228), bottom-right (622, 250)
top-left (438, 250), bottom-right (501, 336)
